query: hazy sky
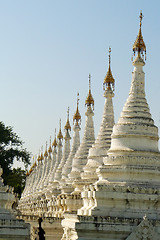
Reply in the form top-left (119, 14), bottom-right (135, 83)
top-left (0, 1), bottom-right (160, 167)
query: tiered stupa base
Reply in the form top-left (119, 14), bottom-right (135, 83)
top-left (74, 215), bottom-right (160, 240)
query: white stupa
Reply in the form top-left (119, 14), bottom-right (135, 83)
top-left (72, 12), bottom-right (160, 240)
top-left (61, 94), bottom-right (81, 192)
top-left (82, 47), bottom-right (115, 184)
top-left (54, 108), bottom-right (71, 183)
top-left (69, 75), bottom-right (95, 191)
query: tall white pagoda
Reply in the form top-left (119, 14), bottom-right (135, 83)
top-left (73, 11), bottom-right (160, 240)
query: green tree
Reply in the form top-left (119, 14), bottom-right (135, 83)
top-left (6, 168), bottom-right (27, 198)
top-left (0, 121), bottom-right (31, 196)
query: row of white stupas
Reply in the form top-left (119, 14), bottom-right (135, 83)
top-left (18, 12), bottom-right (160, 240)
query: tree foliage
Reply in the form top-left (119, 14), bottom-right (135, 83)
top-left (6, 168), bottom-right (27, 198)
top-left (0, 121), bottom-right (31, 196)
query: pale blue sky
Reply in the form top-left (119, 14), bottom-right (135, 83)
top-left (0, 1), bottom-right (160, 167)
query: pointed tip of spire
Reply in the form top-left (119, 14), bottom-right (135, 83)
top-left (57, 119), bottom-right (63, 139)
top-left (37, 154), bottom-right (41, 161)
top-left (139, 10), bottom-right (143, 28)
top-left (37, 148), bottom-right (41, 161)
top-left (89, 73), bottom-right (91, 90)
top-left (29, 166), bottom-right (33, 174)
top-left (64, 107), bottom-right (71, 130)
top-left (85, 74), bottom-right (94, 109)
top-left (48, 136), bottom-right (52, 153)
top-left (73, 92), bottom-right (81, 125)
top-left (33, 156), bottom-right (37, 167)
top-left (44, 141), bottom-right (48, 157)
top-left (33, 162), bottom-right (37, 168)
top-left (109, 47), bottom-right (111, 65)
top-left (52, 137), bottom-right (57, 147)
top-left (48, 146), bottom-right (52, 153)
top-left (52, 129), bottom-right (57, 147)
top-left (132, 11), bottom-right (146, 60)
top-left (103, 47), bottom-right (115, 92)
top-left (39, 146), bottom-right (44, 160)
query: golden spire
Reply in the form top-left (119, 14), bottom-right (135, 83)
top-left (57, 119), bottom-right (63, 139)
top-left (48, 136), bottom-right (52, 153)
top-left (85, 74), bottom-right (94, 110)
top-left (33, 155), bottom-right (37, 167)
top-left (33, 162), bottom-right (37, 168)
top-left (103, 47), bottom-right (115, 91)
top-left (40, 146), bottom-right (44, 160)
top-left (52, 129), bottom-right (57, 147)
top-left (64, 107), bottom-right (71, 131)
top-left (37, 149), bottom-right (41, 161)
top-left (29, 159), bottom-right (34, 174)
top-left (40, 153), bottom-right (44, 160)
top-left (31, 156), bottom-right (35, 168)
top-left (44, 141), bottom-right (48, 157)
top-left (133, 11), bottom-right (146, 59)
top-left (29, 167), bottom-right (33, 174)
top-left (73, 92), bottom-right (81, 125)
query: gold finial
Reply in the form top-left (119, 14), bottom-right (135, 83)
top-left (64, 107), bottom-right (71, 130)
top-left (40, 146), bottom-right (44, 160)
top-left (33, 155), bottom-right (37, 167)
top-left (29, 165), bottom-right (33, 174)
top-left (85, 74), bottom-right (94, 110)
top-left (44, 141), bottom-right (48, 157)
top-left (73, 92), bottom-right (81, 125)
top-left (103, 47), bottom-right (115, 92)
top-left (132, 11), bottom-right (146, 60)
top-left (57, 119), bottom-right (63, 139)
top-left (33, 162), bottom-right (37, 168)
top-left (37, 155), bottom-right (41, 161)
top-left (31, 156), bottom-right (36, 169)
top-left (109, 47), bottom-right (111, 65)
top-left (48, 136), bottom-right (52, 153)
top-left (52, 129), bottom-right (57, 147)
top-left (37, 149), bottom-right (41, 161)
top-left (89, 73), bottom-right (91, 90)
top-left (139, 10), bottom-right (143, 28)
